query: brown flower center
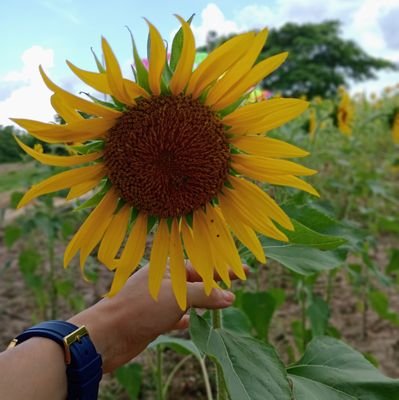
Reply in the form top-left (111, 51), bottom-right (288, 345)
top-left (104, 95), bottom-right (230, 218)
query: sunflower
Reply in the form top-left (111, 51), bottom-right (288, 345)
top-left (12, 16), bottom-right (317, 309)
top-left (337, 87), bottom-right (354, 136)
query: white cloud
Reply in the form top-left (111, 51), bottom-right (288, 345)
top-left (191, 4), bottom-right (242, 47)
top-left (0, 46), bottom-right (55, 127)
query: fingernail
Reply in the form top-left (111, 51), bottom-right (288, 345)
top-left (222, 290), bottom-right (235, 303)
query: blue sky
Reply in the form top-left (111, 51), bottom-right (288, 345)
top-left (1, 0), bottom-right (398, 125)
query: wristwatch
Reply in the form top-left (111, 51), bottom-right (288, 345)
top-left (8, 320), bottom-right (103, 399)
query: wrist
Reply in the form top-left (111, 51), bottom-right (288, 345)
top-left (68, 299), bottom-right (121, 373)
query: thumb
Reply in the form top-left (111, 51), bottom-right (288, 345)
top-left (187, 282), bottom-right (235, 309)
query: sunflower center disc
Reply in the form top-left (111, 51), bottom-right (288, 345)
top-left (104, 95), bottom-right (230, 218)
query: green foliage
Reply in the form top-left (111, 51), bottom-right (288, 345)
top-left (115, 363), bottom-right (142, 400)
top-left (288, 336), bottom-right (399, 399)
top-left (190, 310), bottom-right (292, 400)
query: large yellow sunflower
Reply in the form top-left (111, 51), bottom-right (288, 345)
top-left (337, 87), bottom-right (354, 136)
top-left (12, 16), bottom-right (317, 309)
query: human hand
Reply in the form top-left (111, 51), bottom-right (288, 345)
top-left (69, 261), bottom-right (247, 372)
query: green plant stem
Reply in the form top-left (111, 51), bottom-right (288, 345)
top-left (300, 287), bottom-right (307, 351)
top-left (212, 309), bottom-right (228, 400)
top-left (156, 345), bottom-right (164, 400)
top-left (48, 237), bottom-right (57, 320)
top-left (199, 357), bottom-right (214, 400)
top-left (162, 355), bottom-right (192, 399)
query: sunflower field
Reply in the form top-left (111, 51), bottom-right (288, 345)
top-left (1, 15), bottom-right (399, 400)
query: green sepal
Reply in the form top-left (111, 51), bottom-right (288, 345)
top-left (170, 14), bottom-right (195, 72)
top-left (185, 213), bottom-right (193, 228)
top-left (90, 47), bottom-right (105, 73)
top-left (81, 92), bottom-right (123, 111)
top-left (70, 140), bottom-right (105, 154)
top-left (147, 215), bottom-right (158, 233)
top-left (127, 26), bottom-right (150, 92)
top-left (74, 180), bottom-right (111, 211)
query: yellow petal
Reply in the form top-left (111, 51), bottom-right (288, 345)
top-left (63, 187), bottom-right (118, 268)
top-left (102, 37), bottom-right (133, 105)
top-left (219, 189), bottom-right (288, 242)
top-left (79, 189), bottom-right (119, 268)
top-left (230, 135), bottom-right (309, 159)
top-left (169, 218), bottom-right (187, 310)
top-left (14, 135), bottom-right (104, 167)
top-left (146, 20), bottom-right (166, 95)
top-left (11, 117), bottom-right (116, 144)
top-left (51, 94), bottom-right (82, 123)
top-left (66, 60), bottom-right (111, 94)
top-left (98, 204), bottom-right (131, 269)
top-left (223, 98), bottom-right (306, 126)
top-left (18, 164), bottom-right (106, 208)
top-left (232, 154), bottom-right (317, 176)
top-left (205, 204), bottom-right (246, 280)
top-left (148, 219), bottom-right (170, 300)
top-left (212, 52), bottom-right (288, 110)
top-left (39, 66), bottom-right (121, 118)
top-left (187, 32), bottom-right (255, 97)
top-left (107, 213), bottom-right (147, 297)
top-left (205, 29), bottom-right (268, 106)
top-left (181, 219), bottom-right (214, 295)
top-left (169, 15), bottom-right (196, 95)
top-left (251, 172), bottom-right (320, 197)
top-left (219, 200), bottom-right (266, 263)
top-left (66, 178), bottom-right (103, 200)
top-left (123, 78), bottom-right (150, 100)
top-left (194, 208), bottom-right (231, 286)
top-left (229, 175), bottom-right (293, 230)
top-left (226, 100), bottom-right (309, 135)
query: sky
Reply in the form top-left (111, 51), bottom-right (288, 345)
top-left (1, 0), bottom-right (398, 126)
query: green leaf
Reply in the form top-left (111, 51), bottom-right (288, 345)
top-left (386, 249), bottom-right (399, 274)
top-left (307, 295), bottom-right (330, 336)
top-left (378, 216), bottom-right (399, 234)
top-left (240, 291), bottom-right (277, 341)
top-left (10, 191), bottom-right (24, 209)
top-left (263, 239), bottom-right (344, 275)
top-left (74, 180), bottom-right (110, 211)
top-left (222, 307), bottom-right (253, 336)
top-left (149, 335), bottom-right (201, 360)
top-left (18, 249), bottom-right (41, 275)
top-left (288, 336), bottom-right (399, 400)
top-left (127, 28), bottom-right (150, 92)
top-left (170, 14), bottom-right (195, 71)
top-left (70, 140), bottom-right (104, 155)
top-left (4, 225), bottom-right (21, 248)
top-left (282, 218), bottom-right (346, 250)
top-left (369, 290), bottom-right (399, 326)
top-left (115, 363), bottom-right (142, 400)
top-left (190, 310), bottom-right (292, 400)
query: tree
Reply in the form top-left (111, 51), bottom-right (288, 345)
top-left (200, 20), bottom-right (396, 98)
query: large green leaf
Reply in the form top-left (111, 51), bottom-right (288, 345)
top-left (263, 240), bottom-right (344, 275)
top-left (190, 310), bottom-right (292, 400)
top-left (282, 218), bottom-right (346, 250)
top-left (149, 335), bottom-right (202, 360)
top-left (288, 336), bottom-right (399, 400)
top-left (115, 363), bottom-right (142, 400)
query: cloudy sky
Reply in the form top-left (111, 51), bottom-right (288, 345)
top-left (1, 0), bottom-right (398, 126)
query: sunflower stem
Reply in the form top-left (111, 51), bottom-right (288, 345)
top-left (156, 345), bottom-right (164, 400)
top-left (211, 309), bottom-right (228, 400)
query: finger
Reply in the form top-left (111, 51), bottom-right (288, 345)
top-left (187, 282), bottom-right (235, 309)
top-left (185, 260), bottom-right (250, 283)
top-left (172, 315), bottom-right (190, 330)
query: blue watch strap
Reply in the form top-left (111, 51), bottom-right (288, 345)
top-left (12, 320), bottom-right (102, 400)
